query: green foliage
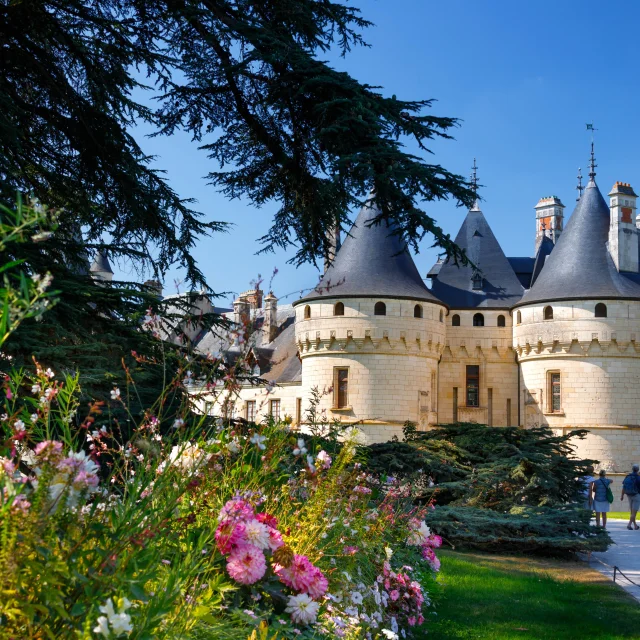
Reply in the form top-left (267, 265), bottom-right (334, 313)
top-left (363, 423), bottom-right (609, 555)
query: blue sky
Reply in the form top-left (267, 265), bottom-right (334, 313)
top-left (115, 0), bottom-right (640, 308)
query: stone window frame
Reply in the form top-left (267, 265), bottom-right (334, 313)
top-left (269, 398), bottom-right (281, 421)
top-left (439, 309), bottom-right (444, 322)
top-left (516, 310), bottom-right (522, 324)
top-left (374, 301), bottom-right (386, 316)
top-left (473, 312), bottom-right (485, 327)
top-left (246, 400), bottom-right (256, 422)
top-left (334, 301), bottom-right (345, 316)
top-left (332, 366), bottom-right (351, 410)
top-left (546, 370), bottom-right (563, 415)
top-left (595, 302), bottom-right (607, 318)
top-left (543, 305), bottom-right (553, 320)
top-left (452, 313), bottom-right (461, 326)
top-left (304, 305), bottom-right (311, 320)
top-left (414, 304), bottom-right (423, 318)
top-left (465, 364), bottom-right (480, 408)
top-left (497, 314), bottom-right (506, 327)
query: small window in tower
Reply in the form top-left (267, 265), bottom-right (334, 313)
top-left (544, 306), bottom-right (553, 320)
top-left (471, 272), bottom-right (483, 290)
top-left (497, 315), bottom-right (506, 327)
top-left (516, 311), bottom-right (522, 324)
top-left (595, 303), bottom-right (607, 318)
top-left (414, 304), bottom-right (423, 318)
top-left (304, 305), bottom-right (311, 319)
top-left (374, 301), bottom-right (386, 316)
top-left (549, 372), bottom-right (561, 413)
top-left (466, 365), bottom-right (480, 408)
top-left (334, 302), bottom-right (344, 316)
top-left (439, 309), bottom-right (444, 322)
top-left (333, 368), bottom-right (349, 408)
top-left (473, 313), bottom-right (484, 327)
top-left (452, 314), bottom-right (460, 326)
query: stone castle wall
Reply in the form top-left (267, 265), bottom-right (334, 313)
top-left (514, 299), bottom-right (640, 471)
top-left (295, 296), bottom-right (445, 442)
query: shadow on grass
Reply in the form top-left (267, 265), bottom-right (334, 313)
top-left (426, 550), bottom-right (640, 640)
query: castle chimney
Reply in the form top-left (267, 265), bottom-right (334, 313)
top-left (143, 279), bottom-right (163, 298)
top-left (608, 182), bottom-right (639, 273)
top-left (534, 196), bottom-right (565, 253)
top-left (233, 296), bottom-right (250, 325)
top-left (263, 291), bottom-right (278, 343)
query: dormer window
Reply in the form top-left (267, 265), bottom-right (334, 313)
top-left (471, 272), bottom-right (483, 290)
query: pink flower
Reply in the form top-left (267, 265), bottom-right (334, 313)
top-left (11, 493), bottom-right (30, 513)
top-left (267, 527), bottom-right (284, 551)
top-left (34, 440), bottom-right (64, 462)
top-left (306, 566), bottom-right (328, 599)
top-left (390, 589), bottom-right (400, 601)
top-left (226, 544), bottom-right (267, 585)
top-left (408, 616), bottom-right (417, 627)
top-left (256, 512), bottom-right (278, 529)
top-left (218, 498), bottom-right (254, 522)
top-left (216, 519), bottom-right (246, 554)
top-left (427, 534), bottom-right (443, 549)
top-left (343, 545), bottom-right (359, 556)
top-left (275, 554), bottom-right (315, 592)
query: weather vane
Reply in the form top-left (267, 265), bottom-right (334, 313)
top-left (586, 122), bottom-right (597, 181)
top-left (470, 157), bottom-right (478, 196)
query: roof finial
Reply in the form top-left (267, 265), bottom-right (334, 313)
top-left (470, 158), bottom-right (480, 211)
top-left (576, 167), bottom-right (583, 201)
top-left (586, 122), bottom-right (597, 182)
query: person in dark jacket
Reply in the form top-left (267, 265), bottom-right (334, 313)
top-left (592, 469), bottom-right (613, 528)
top-left (621, 463), bottom-right (640, 531)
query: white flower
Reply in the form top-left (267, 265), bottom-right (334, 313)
top-left (30, 414), bottom-right (38, 422)
top-left (31, 384), bottom-right (41, 394)
top-left (407, 521), bottom-right (431, 546)
top-left (382, 630), bottom-right (399, 640)
top-left (243, 519), bottom-right (271, 550)
top-left (158, 443), bottom-right (211, 474)
top-left (44, 368), bottom-right (55, 379)
top-left (350, 591), bottom-right (363, 605)
top-left (226, 438), bottom-right (241, 454)
top-left (172, 418), bottom-right (185, 430)
top-left (286, 593), bottom-right (320, 625)
top-left (110, 388), bottom-right (121, 401)
top-left (250, 433), bottom-right (267, 450)
top-left (94, 597), bottom-right (133, 637)
top-left (293, 438), bottom-right (307, 456)
top-left (13, 420), bottom-right (25, 432)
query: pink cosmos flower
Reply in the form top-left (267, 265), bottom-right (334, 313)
top-left (34, 440), bottom-right (64, 461)
top-left (408, 616), bottom-right (417, 627)
top-left (256, 512), bottom-right (278, 529)
top-left (216, 519), bottom-right (247, 554)
top-left (218, 498), bottom-right (254, 522)
top-left (389, 589), bottom-right (400, 601)
top-left (226, 544), bottom-right (267, 585)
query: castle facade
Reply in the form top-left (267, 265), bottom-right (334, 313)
top-left (191, 162), bottom-right (640, 473)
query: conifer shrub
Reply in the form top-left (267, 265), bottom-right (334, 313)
top-left (362, 422), bottom-right (611, 555)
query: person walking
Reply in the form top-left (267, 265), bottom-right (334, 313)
top-left (581, 465), bottom-right (595, 510)
top-left (621, 463), bottom-right (640, 530)
top-left (592, 469), bottom-right (613, 528)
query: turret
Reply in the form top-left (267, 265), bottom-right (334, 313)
top-left (608, 182), bottom-right (639, 273)
top-left (89, 250), bottom-right (114, 282)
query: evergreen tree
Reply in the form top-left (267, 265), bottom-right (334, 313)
top-left (1, 1), bottom-right (474, 404)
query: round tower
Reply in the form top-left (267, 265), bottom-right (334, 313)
top-left (293, 199), bottom-right (446, 442)
top-left (513, 170), bottom-right (640, 472)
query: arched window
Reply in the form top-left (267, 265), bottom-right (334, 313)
top-left (516, 311), bottom-right (522, 324)
top-left (595, 303), bottom-right (607, 318)
top-left (304, 305), bottom-right (311, 319)
top-left (439, 309), bottom-right (444, 322)
top-left (414, 304), bottom-right (423, 318)
top-left (497, 315), bottom-right (506, 327)
top-left (334, 302), bottom-right (344, 316)
top-left (374, 301), bottom-right (386, 316)
top-left (452, 314), bottom-right (460, 326)
top-left (544, 306), bottom-right (553, 320)
top-left (473, 313), bottom-right (485, 327)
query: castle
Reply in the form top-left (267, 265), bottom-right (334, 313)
top-left (92, 152), bottom-right (640, 474)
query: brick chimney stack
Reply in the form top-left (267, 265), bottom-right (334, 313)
top-left (608, 182), bottom-right (639, 273)
top-left (263, 291), bottom-right (278, 343)
top-left (534, 196), bottom-right (564, 253)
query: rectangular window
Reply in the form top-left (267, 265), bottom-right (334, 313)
top-left (270, 399), bottom-right (281, 421)
top-left (549, 372), bottom-right (561, 412)
top-left (246, 400), bottom-right (256, 422)
top-left (466, 365), bottom-right (480, 407)
top-left (334, 367), bottom-right (349, 408)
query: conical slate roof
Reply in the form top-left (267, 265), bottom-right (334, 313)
top-left (530, 234), bottom-right (554, 287)
top-left (298, 200), bottom-right (443, 305)
top-left (430, 204), bottom-right (524, 308)
top-left (89, 250), bottom-right (113, 275)
top-left (516, 180), bottom-right (640, 306)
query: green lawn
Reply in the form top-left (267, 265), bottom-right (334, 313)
top-left (426, 550), bottom-right (640, 639)
top-left (607, 511), bottom-right (630, 520)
